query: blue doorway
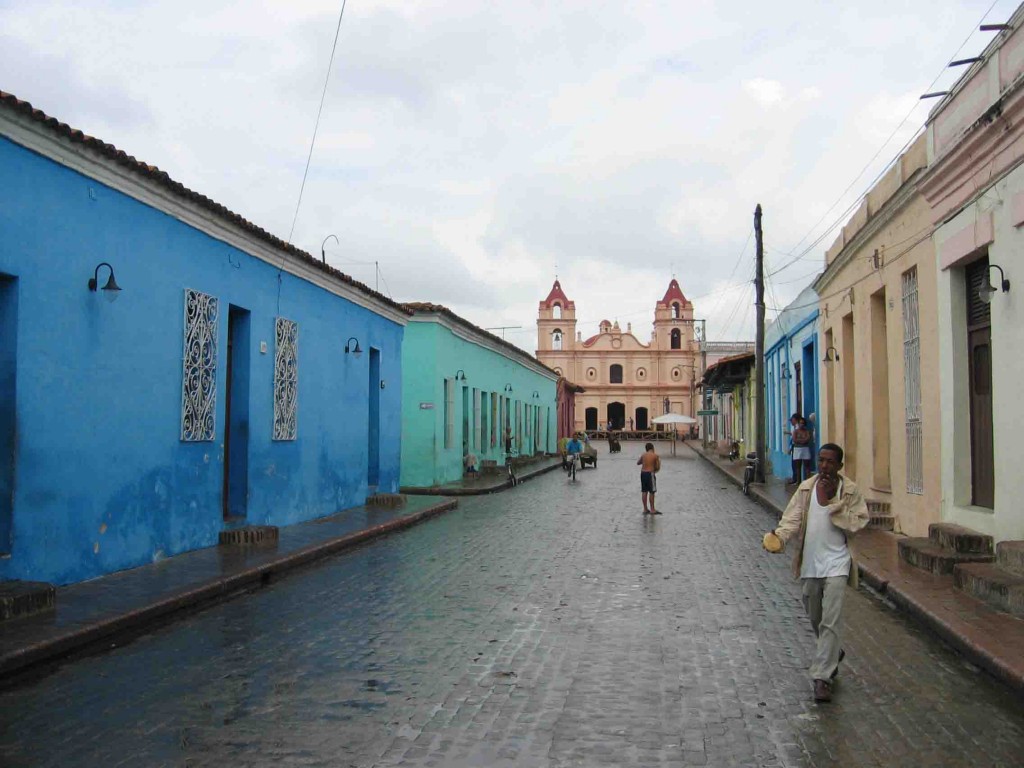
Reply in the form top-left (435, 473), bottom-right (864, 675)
top-left (223, 305), bottom-right (251, 520)
top-left (368, 348), bottom-right (381, 489)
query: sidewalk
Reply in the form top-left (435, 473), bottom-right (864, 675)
top-left (0, 495), bottom-right (456, 682)
top-left (401, 456), bottom-right (563, 496)
top-left (688, 442), bottom-right (1024, 694)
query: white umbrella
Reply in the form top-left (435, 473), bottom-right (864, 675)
top-left (650, 413), bottom-right (697, 455)
top-left (651, 414), bottom-right (697, 425)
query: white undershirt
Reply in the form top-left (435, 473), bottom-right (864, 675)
top-left (801, 479), bottom-right (851, 579)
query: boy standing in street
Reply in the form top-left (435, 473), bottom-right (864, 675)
top-left (637, 443), bottom-right (661, 515)
top-left (763, 443), bottom-right (869, 703)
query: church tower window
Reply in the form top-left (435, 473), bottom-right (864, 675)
top-left (552, 329), bottom-right (563, 350)
top-left (610, 364), bottom-right (623, 384)
top-left (671, 328), bottom-right (681, 349)
top-left (672, 302), bottom-right (681, 319)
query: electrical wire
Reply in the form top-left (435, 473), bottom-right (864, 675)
top-left (764, 224), bottom-right (935, 314)
top-left (287, 0), bottom-right (349, 244)
top-left (768, 0), bottom-right (1003, 277)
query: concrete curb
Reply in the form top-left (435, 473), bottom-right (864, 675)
top-left (690, 445), bottom-right (1024, 694)
top-left (401, 459), bottom-right (563, 496)
top-left (0, 498), bottom-right (457, 680)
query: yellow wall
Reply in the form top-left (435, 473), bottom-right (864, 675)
top-left (817, 136), bottom-right (940, 535)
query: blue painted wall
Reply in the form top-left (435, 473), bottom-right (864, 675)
top-left (765, 283), bottom-right (820, 480)
top-left (400, 318), bottom-right (558, 488)
top-left (0, 136), bottom-right (404, 585)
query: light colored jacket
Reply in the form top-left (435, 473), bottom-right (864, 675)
top-left (773, 473), bottom-right (870, 588)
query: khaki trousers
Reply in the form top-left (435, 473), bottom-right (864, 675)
top-left (801, 576), bottom-right (846, 681)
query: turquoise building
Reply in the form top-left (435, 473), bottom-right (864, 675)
top-left (400, 304), bottom-right (558, 488)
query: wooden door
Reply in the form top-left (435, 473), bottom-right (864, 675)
top-left (966, 259), bottom-right (994, 508)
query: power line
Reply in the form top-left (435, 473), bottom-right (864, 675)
top-left (287, 0), bottom-right (349, 243)
top-left (768, 0), bottom-right (1002, 277)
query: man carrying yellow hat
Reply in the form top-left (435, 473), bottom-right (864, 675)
top-left (763, 443), bottom-right (869, 703)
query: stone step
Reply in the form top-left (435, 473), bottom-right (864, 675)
top-left (997, 541), bottom-right (1024, 576)
top-left (928, 522), bottom-right (994, 555)
top-left (367, 493), bottom-right (406, 508)
top-left (219, 525), bottom-right (279, 546)
top-left (0, 580), bottom-right (56, 621)
top-left (954, 562), bottom-right (1024, 617)
top-left (897, 537), bottom-right (996, 575)
top-left (868, 514), bottom-right (895, 531)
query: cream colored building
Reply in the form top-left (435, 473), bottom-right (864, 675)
top-left (536, 279), bottom-right (701, 433)
top-left (816, 133), bottom-right (941, 536)
top-left (918, 9), bottom-right (1024, 543)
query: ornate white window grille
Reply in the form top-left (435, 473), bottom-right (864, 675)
top-left (181, 289), bottom-right (219, 442)
top-left (902, 268), bottom-right (923, 495)
top-left (273, 317), bottom-right (298, 441)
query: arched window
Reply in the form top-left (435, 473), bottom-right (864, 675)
top-left (553, 303), bottom-right (562, 319)
top-left (671, 328), bottom-right (681, 349)
top-left (609, 364), bottom-right (623, 384)
top-left (672, 302), bottom-right (680, 319)
top-left (552, 329), bottom-right (563, 350)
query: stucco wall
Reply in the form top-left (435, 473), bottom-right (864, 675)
top-left (765, 287), bottom-right (820, 480)
top-left (0, 137), bottom-right (404, 584)
top-left (400, 319), bottom-right (557, 488)
top-left (933, 170), bottom-right (1024, 542)
top-left (817, 191), bottom-right (940, 536)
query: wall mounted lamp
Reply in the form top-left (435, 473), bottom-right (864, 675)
top-left (380, 380), bottom-right (386, 389)
top-left (531, 390), bottom-right (540, 399)
top-left (455, 369), bottom-right (467, 381)
top-left (780, 362), bottom-right (792, 380)
top-left (978, 264), bottom-right (1011, 305)
top-left (504, 384), bottom-right (513, 392)
top-left (344, 336), bottom-right (362, 357)
top-left (321, 234), bottom-right (339, 265)
top-left (822, 346), bottom-right (840, 363)
top-left (87, 262), bottom-right (122, 303)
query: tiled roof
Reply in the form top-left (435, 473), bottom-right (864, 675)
top-left (0, 91), bottom-right (410, 317)
top-left (403, 302), bottom-right (558, 377)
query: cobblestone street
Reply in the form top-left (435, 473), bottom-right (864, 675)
top-left (2, 444), bottom-right (1023, 767)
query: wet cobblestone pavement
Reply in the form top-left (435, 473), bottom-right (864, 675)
top-left (2, 445), bottom-right (1024, 767)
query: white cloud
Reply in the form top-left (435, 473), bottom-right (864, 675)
top-left (0, 0), bottom-right (1000, 352)
top-left (743, 78), bottom-right (786, 106)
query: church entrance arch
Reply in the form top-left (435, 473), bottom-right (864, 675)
top-left (585, 407), bottom-right (598, 431)
top-left (635, 407), bottom-right (649, 430)
top-left (607, 402), bottom-right (625, 430)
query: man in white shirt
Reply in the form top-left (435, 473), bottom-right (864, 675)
top-left (764, 443), bottom-right (869, 703)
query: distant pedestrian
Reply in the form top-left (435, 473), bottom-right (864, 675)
top-left (784, 413), bottom-right (800, 484)
top-left (628, 417), bottom-right (634, 431)
top-left (763, 443), bottom-right (869, 703)
top-left (463, 452), bottom-right (478, 475)
top-left (636, 442), bottom-right (661, 515)
top-left (791, 417), bottom-right (813, 483)
top-left (504, 427), bottom-right (513, 455)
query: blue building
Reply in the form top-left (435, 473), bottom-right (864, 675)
top-left (764, 283), bottom-right (821, 481)
top-left (0, 92), bottom-right (408, 585)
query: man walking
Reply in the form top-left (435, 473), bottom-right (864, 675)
top-left (637, 442), bottom-right (661, 515)
top-left (763, 443), bottom-right (868, 702)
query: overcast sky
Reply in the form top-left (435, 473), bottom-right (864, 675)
top-left (2, 0), bottom-right (1013, 349)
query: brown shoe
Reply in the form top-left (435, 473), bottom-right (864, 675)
top-left (813, 679), bottom-right (832, 702)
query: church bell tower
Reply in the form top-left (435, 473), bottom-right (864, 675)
top-left (537, 279), bottom-right (576, 353)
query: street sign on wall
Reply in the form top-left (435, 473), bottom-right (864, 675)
top-left (697, 409), bottom-right (718, 416)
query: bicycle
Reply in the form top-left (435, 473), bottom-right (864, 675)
top-left (742, 451), bottom-right (758, 496)
top-left (566, 452), bottom-right (579, 482)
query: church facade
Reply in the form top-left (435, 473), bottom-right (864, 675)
top-left (536, 279), bottom-right (701, 433)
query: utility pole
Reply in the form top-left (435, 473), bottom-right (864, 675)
top-left (754, 204), bottom-right (766, 483)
